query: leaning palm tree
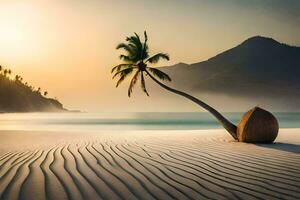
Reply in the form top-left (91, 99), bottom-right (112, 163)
top-left (112, 31), bottom-right (238, 139)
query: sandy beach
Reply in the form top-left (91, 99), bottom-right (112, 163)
top-left (0, 129), bottom-right (299, 200)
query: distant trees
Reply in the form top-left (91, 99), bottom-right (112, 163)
top-left (15, 75), bottom-right (21, 82)
top-left (15, 75), bottom-right (23, 83)
top-left (1, 66), bottom-right (49, 98)
top-left (0, 65), bottom-right (62, 112)
top-left (3, 69), bottom-right (8, 77)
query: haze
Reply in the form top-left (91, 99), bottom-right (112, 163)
top-left (0, 0), bottom-right (299, 112)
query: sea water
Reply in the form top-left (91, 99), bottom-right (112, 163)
top-left (0, 112), bottom-right (299, 132)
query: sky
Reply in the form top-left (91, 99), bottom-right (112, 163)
top-left (0, 0), bottom-right (299, 112)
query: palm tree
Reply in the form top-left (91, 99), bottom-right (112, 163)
top-left (112, 31), bottom-right (238, 139)
top-left (15, 75), bottom-right (20, 81)
top-left (3, 69), bottom-right (8, 77)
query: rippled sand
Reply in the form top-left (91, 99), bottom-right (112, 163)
top-left (0, 129), bottom-right (299, 200)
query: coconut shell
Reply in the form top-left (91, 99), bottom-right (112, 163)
top-left (237, 107), bottom-right (279, 143)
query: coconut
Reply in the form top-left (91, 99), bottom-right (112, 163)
top-left (237, 107), bottom-right (279, 143)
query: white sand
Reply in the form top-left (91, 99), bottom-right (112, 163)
top-left (0, 129), bottom-right (299, 200)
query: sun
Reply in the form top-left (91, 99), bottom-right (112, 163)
top-left (0, 2), bottom-right (39, 59)
top-left (0, 24), bottom-right (23, 46)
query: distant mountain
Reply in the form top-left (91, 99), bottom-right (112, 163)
top-left (161, 36), bottom-right (300, 110)
top-left (0, 68), bottom-right (66, 112)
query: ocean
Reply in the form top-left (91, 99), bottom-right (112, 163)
top-left (0, 112), bottom-right (299, 132)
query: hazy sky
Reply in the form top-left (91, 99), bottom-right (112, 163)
top-left (0, 0), bottom-right (299, 112)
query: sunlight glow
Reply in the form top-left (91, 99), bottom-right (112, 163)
top-left (0, 2), bottom-right (39, 59)
top-left (0, 0), bottom-right (298, 112)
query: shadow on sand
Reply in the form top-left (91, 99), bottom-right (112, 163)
top-left (256, 143), bottom-right (300, 154)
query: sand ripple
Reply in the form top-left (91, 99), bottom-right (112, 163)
top-left (0, 130), bottom-right (299, 200)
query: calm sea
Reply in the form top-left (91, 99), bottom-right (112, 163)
top-left (0, 112), bottom-right (299, 132)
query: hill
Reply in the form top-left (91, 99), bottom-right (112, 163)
top-left (0, 66), bottom-right (66, 112)
top-left (161, 36), bottom-right (300, 110)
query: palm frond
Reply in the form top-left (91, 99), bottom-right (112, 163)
top-left (119, 54), bottom-right (135, 62)
top-left (134, 32), bottom-right (141, 43)
top-left (126, 34), bottom-right (142, 50)
top-left (111, 63), bottom-right (134, 73)
top-left (116, 43), bottom-right (134, 54)
top-left (112, 67), bottom-right (134, 79)
top-left (115, 68), bottom-right (135, 87)
top-left (116, 42), bottom-right (140, 61)
top-left (144, 31), bottom-right (148, 43)
top-left (128, 70), bottom-right (140, 97)
top-left (116, 43), bottom-right (130, 50)
top-left (126, 34), bottom-right (143, 60)
top-left (141, 31), bottom-right (149, 60)
top-left (141, 72), bottom-right (149, 96)
top-left (128, 43), bottom-right (137, 49)
top-left (147, 67), bottom-right (171, 81)
top-left (116, 75), bottom-right (126, 88)
top-left (142, 45), bottom-right (149, 60)
top-left (146, 53), bottom-right (169, 64)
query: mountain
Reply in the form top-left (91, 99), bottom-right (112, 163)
top-left (0, 68), bottom-right (66, 112)
top-left (161, 36), bottom-right (300, 110)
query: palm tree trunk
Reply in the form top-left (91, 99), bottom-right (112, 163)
top-left (145, 70), bottom-right (238, 140)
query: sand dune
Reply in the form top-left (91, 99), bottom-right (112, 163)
top-left (0, 129), bottom-right (299, 200)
